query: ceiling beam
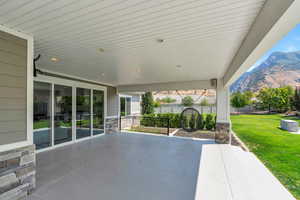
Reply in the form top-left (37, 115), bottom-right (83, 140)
top-left (223, 0), bottom-right (297, 87)
top-left (117, 80), bottom-right (215, 93)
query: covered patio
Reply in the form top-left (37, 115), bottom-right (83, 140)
top-left (30, 133), bottom-right (214, 200)
top-left (0, 0), bottom-right (300, 199)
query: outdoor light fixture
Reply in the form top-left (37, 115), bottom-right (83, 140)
top-left (156, 38), bottom-right (164, 43)
top-left (176, 65), bottom-right (182, 68)
top-left (51, 57), bottom-right (59, 62)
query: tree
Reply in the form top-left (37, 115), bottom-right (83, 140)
top-left (141, 92), bottom-right (154, 114)
top-left (199, 98), bottom-right (209, 106)
top-left (153, 101), bottom-right (161, 108)
top-left (197, 114), bottom-right (205, 130)
top-left (257, 86), bottom-right (294, 113)
top-left (294, 87), bottom-right (300, 111)
top-left (181, 96), bottom-right (194, 107)
top-left (243, 90), bottom-right (254, 105)
top-left (230, 92), bottom-right (248, 113)
top-left (256, 88), bottom-right (276, 113)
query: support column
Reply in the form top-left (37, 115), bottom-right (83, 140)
top-left (105, 86), bottom-right (120, 134)
top-left (215, 78), bottom-right (231, 144)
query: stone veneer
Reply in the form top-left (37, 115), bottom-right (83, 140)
top-left (0, 145), bottom-right (35, 200)
top-left (215, 122), bottom-right (231, 144)
top-left (105, 117), bottom-right (119, 134)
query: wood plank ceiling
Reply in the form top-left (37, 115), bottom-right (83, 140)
top-left (0, 0), bottom-right (266, 85)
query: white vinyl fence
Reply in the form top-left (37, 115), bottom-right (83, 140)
top-left (155, 104), bottom-right (216, 114)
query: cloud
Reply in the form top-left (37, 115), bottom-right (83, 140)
top-left (284, 45), bottom-right (297, 52)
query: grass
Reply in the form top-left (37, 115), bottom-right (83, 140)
top-left (231, 114), bottom-right (300, 199)
top-left (34, 120), bottom-right (50, 129)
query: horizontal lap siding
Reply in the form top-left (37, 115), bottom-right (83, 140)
top-left (0, 30), bottom-right (27, 145)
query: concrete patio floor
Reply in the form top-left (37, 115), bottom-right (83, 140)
top-left (28, 133), bottom-right (214, 200)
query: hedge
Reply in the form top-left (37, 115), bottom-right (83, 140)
top-left (140, 113), bottom-right (216, 130)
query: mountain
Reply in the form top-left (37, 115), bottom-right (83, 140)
top-left (230, 51), bottom-right (300, 92)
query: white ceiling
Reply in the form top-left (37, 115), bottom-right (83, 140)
top-left (0, 0), bottom-right (265, 86)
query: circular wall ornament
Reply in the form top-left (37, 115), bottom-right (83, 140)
top-left (180, 107), bottom-right (200, 132)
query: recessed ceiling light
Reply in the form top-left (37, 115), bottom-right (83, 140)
top-left (156, 38), bottom-right (164, 43)
top-left (51, 57), bottom-right (59, 62)
top-left (101, 72), bottom-right (105, 76)
top-left (176, 65), bottom-right (182, 68)
top-left (98, 48), bottom-right (105, 52)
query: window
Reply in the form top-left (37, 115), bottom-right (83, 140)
top-left (76, 88), bottom-right (91, 139)
top-left (33, 82), bottom-right (52, 150)
top-left (120, 96), bottom-right (131, 116)
top-left (93, 90), bottom-right (104, 135)
top-left (54, 85), bottom-right (73, 145)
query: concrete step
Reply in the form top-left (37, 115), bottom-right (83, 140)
top-left (196, 144), bottom-right (295, 200)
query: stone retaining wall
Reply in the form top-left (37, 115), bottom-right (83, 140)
top-left (0, 145), bottom-right (35, 200)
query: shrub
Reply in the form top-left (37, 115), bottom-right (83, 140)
top-left (189, 114), bottom-right (196, 129)
top-left (197, 114), bottom-right (205, 130)
top-left (205, 114), bottom-right (215, 130)
top-left (140, 114), bottom-right (156, 127)
top-left (171, 114), bottom-right (181, 128)
top-left (181, 96), bottom-right (194, 107)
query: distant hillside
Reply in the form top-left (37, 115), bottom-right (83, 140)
top-left (230, 51), bottom-right (300, 92)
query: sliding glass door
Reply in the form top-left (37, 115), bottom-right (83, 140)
top-left (76, 88), bottom-right (91, 139)
top-left (54, 85), bottom-right (72, 145)
top-left (33, 82), bottom-right (52, 150)
top-left (93, 90), bottom-right (104, 135)
top-left (33, 80), bottom-right (106, 150)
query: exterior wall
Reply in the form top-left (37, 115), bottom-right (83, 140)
top-left (107, 86), bottom-right (119, 117)
top-left (131, 94), bottom-right (141, 115)
top-left (0, 26), bottom-right (35, 198)
top-left (0, 145), bottom-right (35, 199)
top-left (0, 30), bottom-right (27, 145)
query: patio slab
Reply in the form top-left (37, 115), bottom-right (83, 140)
top-left (27, 133), bottom-right (214, 200)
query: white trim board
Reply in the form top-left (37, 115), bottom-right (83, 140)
top-left (0, 25), bottom-right (34, 152)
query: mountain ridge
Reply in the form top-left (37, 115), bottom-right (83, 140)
top-left (230, 51), bottom-right (300, 92)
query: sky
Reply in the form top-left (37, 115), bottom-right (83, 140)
top-left (247, 24), bottom-right (300, 72)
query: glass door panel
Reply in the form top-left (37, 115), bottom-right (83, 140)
top-left (33, 82), bottom-right (52, 150)
top-left (93, 90), bottom-right (104, 135)
top-left (54, 85), bottom-right (72, 145)
top-left (76, 88), bottom-right (91, 139)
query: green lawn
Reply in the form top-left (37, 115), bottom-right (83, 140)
top-left (231, 114), bottom-right (300, 199)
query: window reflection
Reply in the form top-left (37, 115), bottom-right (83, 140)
top-left (93, 90), bottom-right (104, 135)
top-left (54, 85), bottom-right (72, 145)
top-left (33, 82), bottom-right (52, 150)
top-left (76, 88), bottom-right (91, 139)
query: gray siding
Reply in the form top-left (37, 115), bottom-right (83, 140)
top-left (107, 86), bottom-right (119, 116)
top-left (0, 30), bottom-right (27, 145)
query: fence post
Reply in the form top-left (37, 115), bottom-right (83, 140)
top-left (167, 117), bottom-right (170, 136)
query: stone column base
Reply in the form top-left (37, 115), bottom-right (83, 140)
top-left (105, 116), bottom-right (119, 134)
top-left (215, 122), bottom-right (231, 144)
top-left (0, 145), bottom-right (36, 199)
